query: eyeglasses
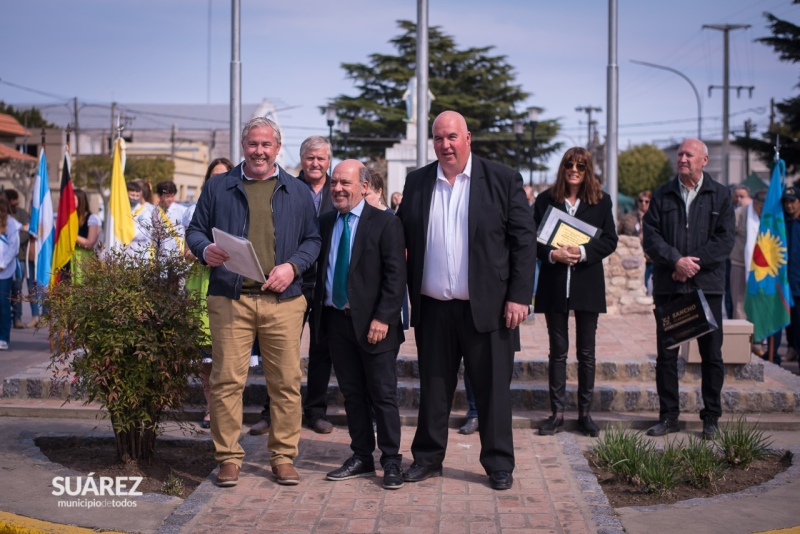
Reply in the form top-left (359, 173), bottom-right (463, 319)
top-left (639, 198), bottom-right (650, 204)
top-left (564, 161), bottom-right (587, 172)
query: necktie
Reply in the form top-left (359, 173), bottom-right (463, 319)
top-left (332, 212), bottom-right (351, 309)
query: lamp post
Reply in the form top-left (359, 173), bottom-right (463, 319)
top-left (325, 105), bottom-right (336, 144)
top-left (527, 106), bottom-right (542, 186)
top-left (339, 118), bottom-right (351, 159)
top-left (514, 119), bottom-right (524, 173)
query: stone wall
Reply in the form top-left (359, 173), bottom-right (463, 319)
top-left (605, 235), bottom-right (653, 315)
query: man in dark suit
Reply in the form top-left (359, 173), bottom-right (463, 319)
top-left (315, 159), bottom-right (407, 490)
top-left (397, 111), bottom-right (536, 490)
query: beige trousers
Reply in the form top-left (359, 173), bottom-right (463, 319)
top-left (208, 293), bottom-right (305, 467)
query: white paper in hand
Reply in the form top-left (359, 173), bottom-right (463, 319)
top-left (211, 227), bottom-right (266, 284)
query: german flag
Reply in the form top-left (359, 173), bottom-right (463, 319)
top-left (51, 149), bottom-right (78, 285)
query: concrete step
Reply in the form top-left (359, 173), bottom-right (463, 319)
top-left (250, 355), bottom-right (768, 384)
top-left (4, 351), bottom-right (797, 413)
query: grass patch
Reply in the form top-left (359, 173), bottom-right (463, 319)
top-left (715, 416), bottom-right (773, 469)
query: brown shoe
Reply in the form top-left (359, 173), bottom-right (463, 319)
top-left (309, 417), bottom-right (333, 434)
top-left (272, 463), bottom-right (300, 485)
top-left (26, 317), bottom-right (39, 329)
top-left (215, 462), bottom-right (240, 487)
top-left (249, 418), bottom-right (271, 435)
top-left (13, 321), bottom-right (24, 330)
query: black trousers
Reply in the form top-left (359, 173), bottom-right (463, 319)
top-left (411, 296), bottom-right (515, 474)
top-left (544, 310), bottom-right (598, 414)
top-left (261, 302), bottom-right (331, 420)
top-left (654, 293), bottom-right (725, 421)
top-left (325, 308), bottom-right (401, 467)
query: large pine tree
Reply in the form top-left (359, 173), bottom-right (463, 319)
top-left (328, 20), bottom-right (560, 170)
top-left (735, 1), bottom-right (800, 174)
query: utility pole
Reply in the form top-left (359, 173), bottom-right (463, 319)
top-left (703, 23), bottom-right (750, 186)
top-left (110, 101), bottom-right (117, 155)
top-left (73, 97), bottom-right (80, 161)
top-left (416, 0), bottom-right (429, 168)
top-left (575, 106), bottom-right (602, 148)
top-left (744, 119), bottom-right (754, 177)
top-left (171, 124), bottom-right (177, 158)
top-left (230, 0), bottom-right (241, 164)
top-left (606, 0), bottom-right (618, 223)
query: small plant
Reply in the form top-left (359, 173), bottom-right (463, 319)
top-left (635, 439), bottom-right (682, 495)
top-left (593, 426), bottom-right (655, 481)
top-left (715, 415), bottom-right (773, 469)
top-left (681, 435), bottom-right (724, 488)
top-left (161, 472), bottom-right (187, 497)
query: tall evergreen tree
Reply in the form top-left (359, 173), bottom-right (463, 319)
top-left (0, 101), bottom-right (55, 129)
top-left (735, 1), bottom-right (800, 174)
top-left (328, 20), bottom-right (560, 169)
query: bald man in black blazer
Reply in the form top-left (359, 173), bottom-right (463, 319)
top-left (314, 159), bottom-right (406, 490)
top-left (397, 111), bottom-right (536, 490)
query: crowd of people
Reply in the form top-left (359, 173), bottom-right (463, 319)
top-left (1, 106), bottom-right (771, 491)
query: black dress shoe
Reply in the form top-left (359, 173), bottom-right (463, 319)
top-left (538, 414), bottom-right (564, 436)
top-left (326, 457), bottom-right (375, 481)
top-left (489, 470), bottom-right (513, 490)
top-left (382, 463), bottom-right (404, 490)
top-left (577, 415), bottom-right (600, 437)
top-left (646, 418), bottom-right (680, 437)
top-left (459, 417), bottom-right (479, 435)
top-left (402, 463), bottom-right (442, 482)
top-left (702, 416), bottom-right (719, 440)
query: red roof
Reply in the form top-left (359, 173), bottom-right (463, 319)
top-left (0, 114), bottom-right (30, 137)
top-left (0, 144), bottom-right (37, 162)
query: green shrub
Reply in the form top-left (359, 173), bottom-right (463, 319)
top-left (593, 426), bottom-right (655, 481)
top-left (681, 435), bottom-right (724, 488)
top-left (715, 416), bottom-right (773, 469)
top-left (45, 222), bottom-right (208, 462)
top-left (634, 438), bottom-right (682, 495)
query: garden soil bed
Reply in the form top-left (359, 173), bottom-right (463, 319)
top-left (36, 435), bottom-right (217, 498)
top-left (586, 451), bottom-right (792, 508)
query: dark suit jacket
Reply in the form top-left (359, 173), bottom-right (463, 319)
top-left (397, 154), bottom-right (537, 333)
top-left (533, 190), bottom-right (618, 314)
top-left (314, 202), bottom-right (406, 354)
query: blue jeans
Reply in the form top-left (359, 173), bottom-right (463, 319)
top-left (0, 277), bottom-right (13, 342)
top-left (464, 372), bottom-right (478, 419)
top-left (12, 261), bottom-right (40, 321)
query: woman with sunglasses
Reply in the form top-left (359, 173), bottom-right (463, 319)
top-left (533, 147), bottom-right (618, 437)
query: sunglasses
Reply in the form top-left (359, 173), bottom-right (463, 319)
top-left (564, 161), bottom-right (587, 172)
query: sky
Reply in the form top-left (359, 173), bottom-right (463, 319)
top-left (1, 0), bottom-right (797, 176)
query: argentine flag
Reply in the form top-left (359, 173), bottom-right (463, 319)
top-left (29, 149), bottom-right (54, 289)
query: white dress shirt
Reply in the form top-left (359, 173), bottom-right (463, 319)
top-left (421, 154), bottom-right (472, 300)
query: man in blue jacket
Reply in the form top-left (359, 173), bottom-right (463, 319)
top-left (186, 117), bottom-right (321, 487)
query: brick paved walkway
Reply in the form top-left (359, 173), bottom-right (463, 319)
top-left (166, 424), bottom-right (609, 533)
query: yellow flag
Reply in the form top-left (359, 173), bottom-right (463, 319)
top-left (107, 138), bottom-right (135, 248)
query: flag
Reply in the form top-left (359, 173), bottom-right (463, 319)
top-left (29, 148), bottom-right (54, 290)
top-left (745, 159), bottom-right (794, 341)
top-left (51, 151), bottom-right (78, 285)
top-left (104, 138), bottom-right (135, 251)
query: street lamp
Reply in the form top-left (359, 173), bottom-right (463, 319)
top-left (527, 106), bottom-right (542, 186)
top-left (339, 118), bottom-right (351, 158)
top-left (325, 105), bottom-right (337, 144)
top-left (513, 119), bottom-right (524, 173)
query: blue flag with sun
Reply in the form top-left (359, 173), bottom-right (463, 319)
top-left (745, 159), bottom-right (793, 341)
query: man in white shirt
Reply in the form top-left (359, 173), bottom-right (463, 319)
top-left (397, 111), bottom-right (536, 490)
top-left (153, 181), bottom-right (187, 256)
top-left (126, 181), bottom-right (154, 258)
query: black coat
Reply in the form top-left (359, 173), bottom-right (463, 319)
top-left (643, 173), bottom-right (734, 296)
top-left (313, 202), bottom-right (406, 354)
top-left (397, 155), bottom-right (536, 333)
top-left (533, 190), bottom-right (618, 314)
